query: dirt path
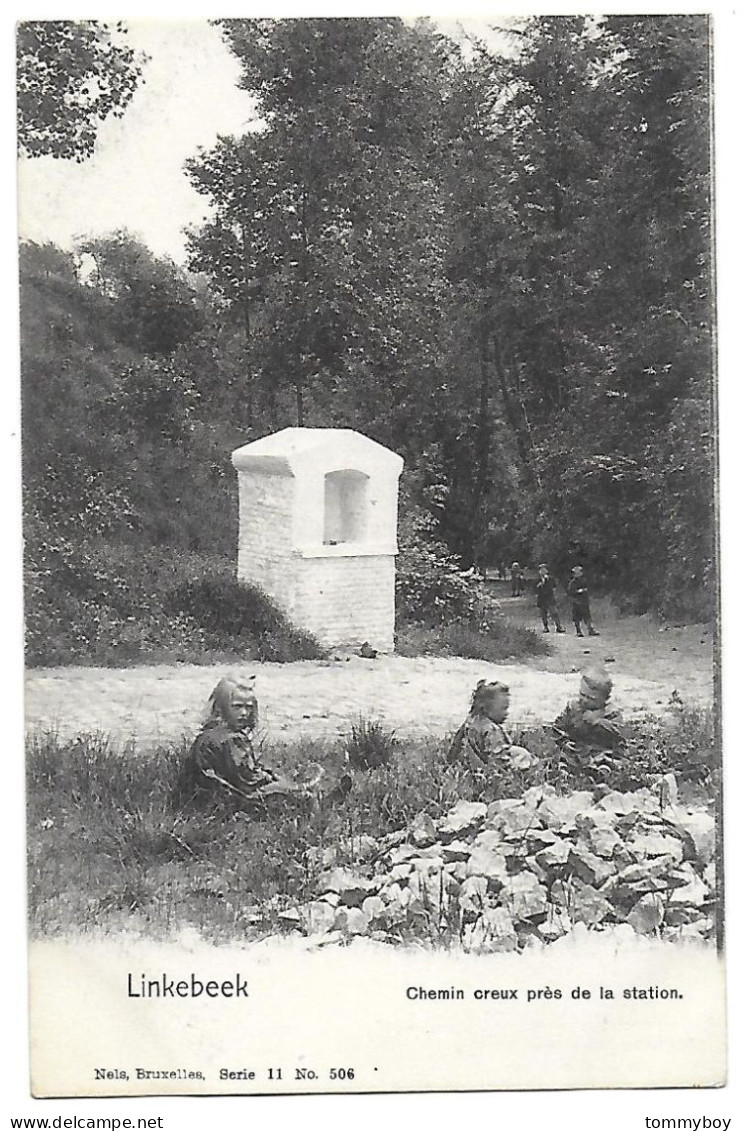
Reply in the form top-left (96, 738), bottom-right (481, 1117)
top-left (495, 592), bottom-right (714, 690)
top-left (25, 601), bottom-right (714, 751)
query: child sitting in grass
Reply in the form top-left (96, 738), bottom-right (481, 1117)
top-left (183, 676), bottom-right (311, 809)
top-left (552, 668), bottom-right (625, 750)
top-left (447, 679), bottom-right (538, 776)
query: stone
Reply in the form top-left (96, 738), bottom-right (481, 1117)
top-left (382, 882), bottom-right (412, 909)
top-left (550, 879), bottom-right (572, 908)
top-left (380, 830), bottom-right (408, 851)
top-left (525, 855), bottom-right (550, 884)
top-left (464, 907), bottom-right (518, 953)
top-left (522, 785), bottom-right (557, 807)
top-left (438, 800), bottom-right (488, 838)
top-left (387, 844), bottom-right (421, 866)
top-left (539, 792), bottom-right (595, 829)
top-left (616, 857), bottom-right (675, 885)
top-left (567, 846), bottom-right (614, 887)
top-left (535, 840), bottom-right (572, 869)
top-left (538, 908), bottom-right (572, 941)
top-left (466, 845), bottom-right (509, 886)
top-left (665, 811), bottom-right (716, 866)
top-left (318, 867), bottom-right (378, 907)
top-left (626, 892), bottom-right (664, 935)
top-left (585, 825), bottom-right (622, 858)
top-left (574, 807), bottom-right (620, 832)
top-left (414, 845), bottom-right (451, 859)
top-left (442, 840), bottom-right (473, 863)
top-left (409, 854), bottom-right (445, 875)
top-left (502, 872), bottom-right (549, 920)
top-left (441, 870), bottom-right (462, 897)
top-left (664, 906), bottom-right (704, 927)
top-left (569, 882), bottom-right (613, 926)
top-left (361, 895), bottom-right (386, 922)
top-left (459, 875), bottom-right (489, 914)
top-left (444, 861), bottom-right (469, 884)
top-left (510, 746), bottom-right (539, 770)
top-left (299, 900), bottom-right (337, 934)
top-left (334, 906), bottom-right (369, 935)
top-left (668, 866), bottom-right (710, 908)
top-left (490, 803), bottom-right (543, 839)
top-left (626, 833), bottom-right (684, 864)
top-left (409, 811), bottom-right (438, 848)
top-left (598, 788), bottom-right (659, 817)
top-left (524, 828), bottom-right (560, 848)
top-left (472, 829), bottom-right (504, 851)
top-left (486, 797), bottom-right (525, 822)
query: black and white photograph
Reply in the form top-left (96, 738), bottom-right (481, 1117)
top-left (10, 6), bottom-right (737, 1111)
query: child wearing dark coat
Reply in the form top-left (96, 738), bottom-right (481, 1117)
top-left (183, 676), bottom-right (310, 810)
top-left (566, 565), bottom-right (599, 637)
top-left (535, 563), bottom-right (565, 633)
top-left (552, 668), bottom-right (624, 751)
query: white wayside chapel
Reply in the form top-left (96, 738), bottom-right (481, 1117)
top-left (231, 427), bottom-right (404, 651)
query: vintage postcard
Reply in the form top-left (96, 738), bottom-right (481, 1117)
top-left (17, 12), bottom-right (727, 1102)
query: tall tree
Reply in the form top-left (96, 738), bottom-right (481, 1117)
top-left (80, 232), bottom-right (204, 355)
top-left (17, 21), bottom-right (144, 160)
top-left (189, 18), bottom-right (454, 445)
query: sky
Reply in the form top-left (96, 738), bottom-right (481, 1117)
top-left (16, 17), bottom-right (506, 265)
top-left (17, 21), bottom-right (258, 262)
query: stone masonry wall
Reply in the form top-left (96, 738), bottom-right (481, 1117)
top-left (236, 473), bottom-right (297, 610)
top-left (293, 555), bottom-right (396, 651)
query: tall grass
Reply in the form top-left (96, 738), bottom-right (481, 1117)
top-left (27, 706), bottom-right (715, 942)
top-left (396, 616), bottom-right (549, 663)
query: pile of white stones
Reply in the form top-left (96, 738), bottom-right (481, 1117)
top-left (278, 781), bottom-right (716, 951)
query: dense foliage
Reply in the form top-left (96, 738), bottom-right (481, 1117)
top-left (192, 16), bottom-right (715, 616)
top-left (21, 16), bottom-right (715, 666)
top-left (17, 21), bottom-right (143, 160)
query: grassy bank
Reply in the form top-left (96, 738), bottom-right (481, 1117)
top-left (27, 706), bottom-right (717, 943)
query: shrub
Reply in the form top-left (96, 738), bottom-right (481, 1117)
top-left (162, 575), bottom-right (324, 662)
top-left (345, 717), bottom-right (399, 770)
top-left (396, 539), bottom-right (498, 626)
top-left (394, 494), bottom-right (548, 662)
top-left (396, 618), bottom-right (548, 663)
top-left (24, 533), bottom-right (323, 667)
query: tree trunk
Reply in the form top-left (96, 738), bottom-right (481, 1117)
top-left (239, 223), bottom-right (254, 431)
top-left (491, 332), bottom-right (541, 491)
top-left (473, 324), bottom-right (492, 567)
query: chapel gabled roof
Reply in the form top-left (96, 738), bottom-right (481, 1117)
top-left (232, 427), bottom-right (403, 477)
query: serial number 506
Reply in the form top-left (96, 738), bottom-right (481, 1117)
top-left (330, 1068), bottom-right (355, 1080)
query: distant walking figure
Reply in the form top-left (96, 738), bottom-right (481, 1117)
top-left (566, 565), bottom-right (600, 637)
top-left (535, 563), bottom-right (565, 633)
top-left (510, 561), bottom-right (524, 597)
